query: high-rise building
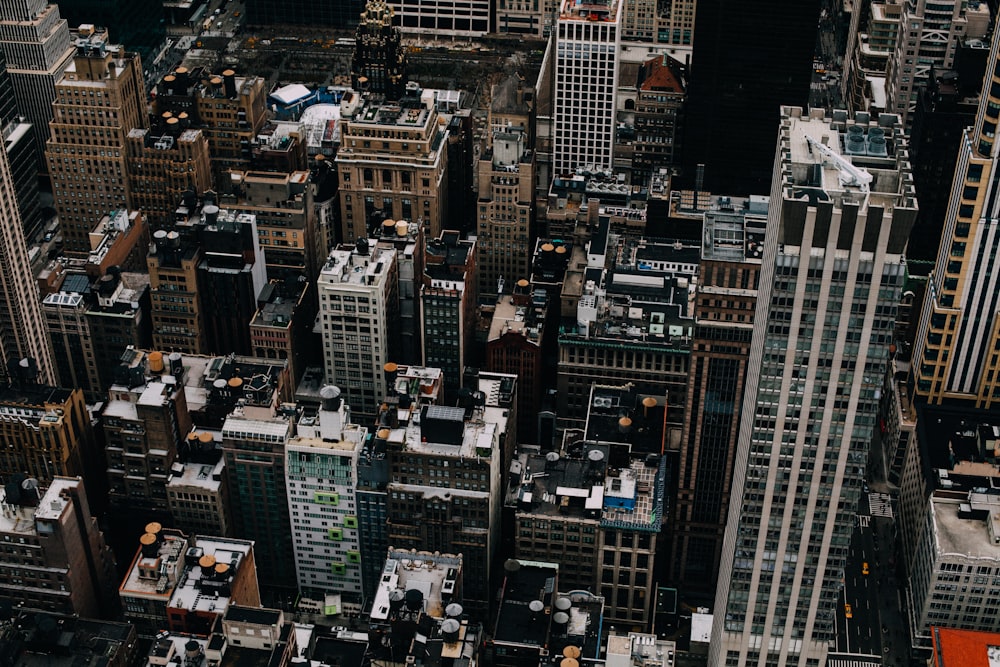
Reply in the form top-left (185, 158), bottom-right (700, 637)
top-left (359, 364), bottom-right (443, 597)
top-left (286, 388), bottom-right (368, 602)
top-left (336, 87), bottom-right (450, 242)
top-left (383, 370), bottom-right (516, 614)
top-left (221, 400), bottom-right (297, 589)
top-left (680, 0), bottom-right (819, 195)
top-left (165, 432), bottom-right (229, 537)
top-left (616, 54), bottom-right (685, 179)
top-left (0, 110), bottom-right (54, 381)
top-left (669, 195), bottom-right (766, 601)
top-left (0, 476), bottom-right (118, 618)
top-left (710, 107), bottom-right (916, 667)
top-left (552, 0), bottom-right (623, 176)
top-left (841, 0), bottom-right (901, 116)
top-left (421, 231), bottom-right (476, 397)
top-left (42, 273), bottom-right (102, 396)
top-left (374, 217), bottom-right (425, 365)
top-left (913, 27), bottom-right (1000, 408)
top-left (476, 81), bottom-right (535, 297)
top-left (653, 0), bottom-right (695, 47)
top-left (0, 48), bottom-right (43, 240)
top-left (250, 278), bottom-right (317, 390)
top-left (496, 0), bottom-right (559, 37)
top-left (351, 0), bottom-right (407, 101)
top-left (46, 27), bottom-right (147, 254)
top-left (317, 240), bottom-right (399, 421)
top-left (152, 67), bottom-right (267, 189)
top-left (126, 125), bottom-right (213, 232)
top-left (54, 0), bottom-right (165, 68)
top-left (0, 0), bottom-right (73, 165)
top-left (885, 0), bottom-right (988, 124)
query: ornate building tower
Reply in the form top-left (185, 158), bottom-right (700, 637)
top-left (351, 0), bottom-right (407, 101)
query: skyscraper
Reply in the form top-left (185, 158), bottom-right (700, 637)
top-left (351, 0), bottom-right (407, 101)
top-left (680, 0), bottom-right (819, 195)
top-left (0, 107), bottom-right (54, 383)
top-left (0, 0), bottom-right (74, 164)
top-left (913, 27), bottom-right (1000, 408)
top-left (710, 107), bottom-right (916, 667)
top-left (46, 27), bottom-right (147, 254)
top-left (552, 0), bottom-right (622, 176)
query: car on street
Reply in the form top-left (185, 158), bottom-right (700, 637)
top-left (844, 603), bottom-right (853, 619)
top-left (862, 562), bottom-right (870, 575)
top-left (43, 232), bottom-right (53, 242)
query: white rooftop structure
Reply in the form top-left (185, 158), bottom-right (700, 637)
top-left (369, 550), bottom-right (462, 622)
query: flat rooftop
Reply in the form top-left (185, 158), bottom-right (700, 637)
top-left (932, 497), bottom-right (1000, 561)
top-left (0, 477), bottom-right (78, 536)
top-left (370, 551), bottom-right (462, 621)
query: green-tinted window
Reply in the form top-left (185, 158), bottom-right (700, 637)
top-left (347, 551), bottom-right (361, 563)
top-left (344, 515), bottom-right (358, 528)
top-left (328, 528), bottom-right (343, 540)
top-left (332, 561), bottom-right (347, 575)
top-left (315, 492), bottom-right (339, 505)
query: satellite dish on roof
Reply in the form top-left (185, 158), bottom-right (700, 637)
top-left (504, 559), bottom-right (521, 573)
top-left (587, 449), bottom-right (605, 462)
top-left (529, 599), bottom-right (545, 613)
top-left (546, 451), bottom-right (560, 463)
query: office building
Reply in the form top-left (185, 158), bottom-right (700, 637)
top-left (842, 0), bottom-right (900, 116)
top-left (422, 231), bottom-right (476, 397)
top-left (0, 382), bottom-right (96, 491)
top-left (351, 0), bottom-right (408, 101)
top-left (556, 230), bottom-right (696, 425)
top-left (552, 0), bottom-right (623, 176)
top-left (86, 269), bottom-right (152, 392)
top-left (224, 170), bottom-right (322, 281)
top-left (368, 548), bottom-right (463, 629)
top-left (616, 54), bottom-right (685, 179)
top-left (152, 67), bottom-right (267, 188)
top-left (359, 365), bottom-right (444, 597)
top-left (0, 0), bottom-right (74, 165)
top-left (680, 0), bottom-right (819, 195)
top-left (654, 0), bottom-right (695, 47)
top-left (476, 80), bottom-right (535, 296)
top-left (336, 86), bottom-right (450, 242)
top-left (669, 195), bottom-right (766, 600)
top-left (103, 353), bottom-right (191, 514)
top-left (913, 27), bottom-right (1000, 408)
top-left (375, 216), bottom-right (425, 365)
top-left (382, 370), bottom-right (515, 613)
top-left (126, 125), bottom-right (213, 231)
top-left (0, 49), bottom-right (42, 241)
top-left (46, 27), bottom-right (147, 254)
top-left (166, 432), bottom-right (230, 537)
top-left (317, 240), bottom-right (399, 421)
top-left (0, 476), bottom-right (118, 619)
top-left (118, 525), bottom-right (260, 637)
top-left (507, 437), bottom-right (664, 625)
top-left (485, 560), bottom-right (604, 667)
top-left (710, 107), bottom-right (916, 667)
top-left (286, 388), bottom-right (369, 602)
top-left (42, 273), bottom-right (101, 396)
top-left (221, 398), bottom-right (297, 589)
top-left (250, 278), bottom-right (316, 390)
top-left (0, 118), bottom-right (53, 384)
top-left (486, 283), bottom-right (547, 444)
top-left (885, 0), bottom-right (988, 124)
top-left (55, 0), bottom-right (164, 67)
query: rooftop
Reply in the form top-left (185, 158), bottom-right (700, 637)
top-left (487, 290), bottom-right (547, 345)
top-left (493, 560), bottom-right (558, 647)
top-left (319, 241), bottom-right (396, 288)
top-left (931, 491), bottom-right (1000, 562)
top-left (369, 550), bottom-right (463, 622)
top-left (930, 627), bottom-right (1000, 667)
top-left (168, 536), bottom-right (254, 615)
top-left (0, 477), bottom-right (79, 536)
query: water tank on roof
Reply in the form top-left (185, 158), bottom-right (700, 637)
top-left (405, 588), bottom-right (424, 611)
top-left (441, 618), bottom-right (461, 643)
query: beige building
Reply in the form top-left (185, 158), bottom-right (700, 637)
top-left (0, 477), bottom-right (118, 619)
top-left (477, 76), bottom-right (535, 297)
top-left (126, 125), bottom-right (213, 231)
top-left (336, 87), bottom-right (450, 242)
top-left (46, 27), bottom-right (147, 254)
top-left (224, 170), bottom-right (321, 279)
top-left (165, 436), bottom-right (230, 538)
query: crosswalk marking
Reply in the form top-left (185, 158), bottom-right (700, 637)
top-left (857, 514), bottom-right (870, 528)
top-left (868, 492), bottom-right (893, 519)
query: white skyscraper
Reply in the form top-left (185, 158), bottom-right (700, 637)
top-left (286, 388), bottom-right (368, 604)
top-left (552, 0), bottom-right (623, 175)
top-left (710, 107), bottom-right (916, 667)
